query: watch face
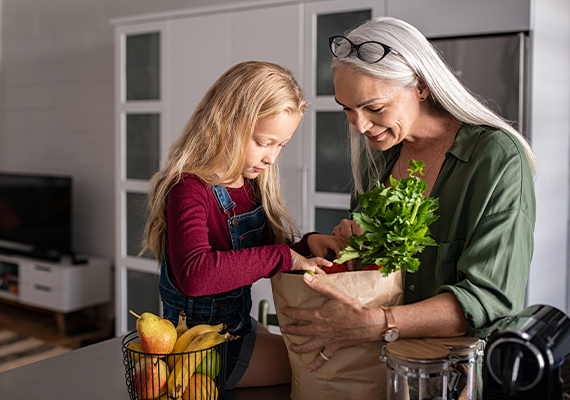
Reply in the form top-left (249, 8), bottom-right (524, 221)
top-left (385, 329), bottom-right (399, 342)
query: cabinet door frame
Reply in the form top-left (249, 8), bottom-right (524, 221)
top-left (302, 0), bottom-right (385, 232)
top-left (114, 21), bottom-right (171, 335)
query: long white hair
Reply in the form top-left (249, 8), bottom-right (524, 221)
top-left (331, 16), bottom-right (537, 193)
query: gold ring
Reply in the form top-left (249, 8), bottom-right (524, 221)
top-left (319, 350), bottom-right (330, 361)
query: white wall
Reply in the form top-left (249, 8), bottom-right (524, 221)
top-left (0, 0), bottom-right (272, 260)
top-left (527, 0), bottom-right (570, 313)
top-left (0, 0), bottom-right (4, 166)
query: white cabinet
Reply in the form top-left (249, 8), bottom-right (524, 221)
top-left (302, 0), bottom-right (385, 233)
top-left (112, 0), bottom-right (570, 331)
top-left (0, 254), bottom-right (111, 334)
top-left (386, 0), bottom-right (531, 38)
top-left (112, 2), bottom-right (304, 336)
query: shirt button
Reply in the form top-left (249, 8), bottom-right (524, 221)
top-left (409, 284), bottom-right (415, 291)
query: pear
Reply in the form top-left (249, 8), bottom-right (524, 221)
top-left (130, 310), bottom-right (177, 355)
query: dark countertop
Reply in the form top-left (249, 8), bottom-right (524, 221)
top-left (0, 335), bottom-right (291, 399)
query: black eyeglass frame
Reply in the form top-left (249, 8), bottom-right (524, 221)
top-left (328, 35), bottom-right (402, 64)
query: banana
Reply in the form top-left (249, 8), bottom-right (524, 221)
top-left (174, 323), bottom-right (226, 353)
top-left (187, 331), bottom-right (231, 353)
top-left (182, 373), bottom-right (218, 400)
top-left (168, 332), bottom-right (231, 399)
top-left (175, 311), bottom-right (189, 338)
top-left (168, 350), bottom-right (209, 399)
top-left (168, 323), bottom-right (225, 371)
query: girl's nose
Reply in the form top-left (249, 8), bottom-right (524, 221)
top-left (263, 147), bottom-right (280, 165)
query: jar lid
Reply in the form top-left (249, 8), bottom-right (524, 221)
top-left (424, 336), bottom-right (480, 349)
top-left (386, 339), bottom-right (450, 363)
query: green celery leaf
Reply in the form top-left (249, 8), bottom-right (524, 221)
top-left (334, 160), bottom-right (439, 276)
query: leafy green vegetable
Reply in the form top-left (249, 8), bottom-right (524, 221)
top-left (334, 160), bottom-right (439, 277)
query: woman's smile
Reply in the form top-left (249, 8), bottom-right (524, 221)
top-left (365, 129), bottom-right (387, 142)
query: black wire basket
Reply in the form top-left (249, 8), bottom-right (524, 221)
top-left (122, 330), bottom-right (227, 400)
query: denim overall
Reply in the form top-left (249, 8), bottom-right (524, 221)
top-left (159, 184), bottom-right (265, 389)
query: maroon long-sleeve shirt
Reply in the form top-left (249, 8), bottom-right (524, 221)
top-left (166, 174), bottom-right (311, 297)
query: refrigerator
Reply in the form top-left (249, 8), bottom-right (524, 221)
top-left (430, 33), bottom-right (530, 140)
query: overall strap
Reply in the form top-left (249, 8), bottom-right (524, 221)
top-left (210, 185), bottom-right (239, 228)
top-left (210, 185), bottom-right (236, 214)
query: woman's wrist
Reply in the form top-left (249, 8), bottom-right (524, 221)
top-left (361, 306), bottom-right (388, 343)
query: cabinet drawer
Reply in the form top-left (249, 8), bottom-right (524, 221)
top-left (19, 262), bottom-right (65, 289)
top-left (19, 281), bottom-right (65, 311)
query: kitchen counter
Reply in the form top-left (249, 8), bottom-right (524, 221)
top-left (0, 335), bottom-right (291, 399)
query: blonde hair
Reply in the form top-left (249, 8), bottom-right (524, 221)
top-left (331, 17), bottom-right (537, 194)
top-left (143, 61), bottom-right (309, 262)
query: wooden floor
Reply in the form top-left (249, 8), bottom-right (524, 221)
top-left (0, 300), bottom-right (114, 350)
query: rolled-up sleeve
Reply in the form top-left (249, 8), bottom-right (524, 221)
top-left (440, 208), bottom-right (535, 338)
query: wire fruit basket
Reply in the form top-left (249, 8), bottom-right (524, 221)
top-left (122, 330), bottom-right (227, 400)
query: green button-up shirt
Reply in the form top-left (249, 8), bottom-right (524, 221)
top-left (351, 124), bottom-right (536, 338)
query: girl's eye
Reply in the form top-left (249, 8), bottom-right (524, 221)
top-left (256, 142), bottom-right (268, 148)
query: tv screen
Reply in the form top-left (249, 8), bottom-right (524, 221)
top-left (0, 173), bottom-right (72, 259)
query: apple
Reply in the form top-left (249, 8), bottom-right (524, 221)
top-left (132, 358), bottom-right (168, 400)
top-left (324, 262), bottom-right (349, 274)
top-left (195, 349), bottom-right (221, 379)
top-left (362, 265), bottom-right (384, 271)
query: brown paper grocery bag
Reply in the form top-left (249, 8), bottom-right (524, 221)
top-left (271, 270), bottom-right (403, 400)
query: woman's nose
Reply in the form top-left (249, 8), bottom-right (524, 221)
top-left (353, 112), bottom-right (373, 134)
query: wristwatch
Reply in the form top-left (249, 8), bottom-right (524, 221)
top-left (381, 307), bottom-right (399, 342)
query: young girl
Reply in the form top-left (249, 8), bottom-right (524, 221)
top-left (142, 61), bottom-right (344, 389)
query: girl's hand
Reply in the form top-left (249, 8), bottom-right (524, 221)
top-left (290, 249), bottom-right (332, 275)
top-left (280, 273), bottom-right (385, 372)
top-left (306, 234), bottom-right (348, 260)
top-left (331, 219), bottom-right (365, 239)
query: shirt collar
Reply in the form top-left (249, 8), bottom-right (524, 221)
top-left (447, 123), bottom-right (483, 163)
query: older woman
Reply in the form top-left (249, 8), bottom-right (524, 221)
top-left (280, 15), bottom-right (537, 382)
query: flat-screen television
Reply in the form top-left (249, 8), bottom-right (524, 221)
top-left (0, 172), bottom-right (72, 260)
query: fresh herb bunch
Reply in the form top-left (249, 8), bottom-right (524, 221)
top-left (334, 160), bottom-right (439, 277)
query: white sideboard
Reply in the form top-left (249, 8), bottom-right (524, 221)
top-left (0, 253), bottom-right (112, 334)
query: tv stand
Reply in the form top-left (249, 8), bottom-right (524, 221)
top-left (0, 253), bottom-right (111, 335)
top-left (0, 246), bottom-right (62, 263)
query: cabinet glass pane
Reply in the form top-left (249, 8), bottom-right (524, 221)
top-left (316, 111), bottom-right (351, 193)
top-left (126, 113), bottom-right (160, 180)
top-left (315, 208), bottom-right (349, 235)
top-left (316, 10), bottom-right (371, 96)
top-left (126, 33), bottom-right (160, 101)
top-left (126, 192), bottom-right (153, 259)
top-left (127, 269), bottom-right (160, 331)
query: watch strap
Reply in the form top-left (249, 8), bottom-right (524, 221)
top-left (381, 306), bottom-right (398, 340)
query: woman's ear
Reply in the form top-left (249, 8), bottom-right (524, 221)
top-left (416, 79), bottom-right (430, 101)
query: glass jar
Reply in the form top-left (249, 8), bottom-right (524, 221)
top-left (425, 337), bottom-right (482, 400)
top-left (381, 339), bottom-right (451, 400)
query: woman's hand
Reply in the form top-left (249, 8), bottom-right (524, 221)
top-left (290, 249), bottom-right (332, 275)
top-left (280, 273), bottom-right (385, 372)
top-left (331, 218), bottom-right (365, 239)
top-left (330, 220), bottom-right (365, 270)
top-left (306, 234), bottom-right (347, 260)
